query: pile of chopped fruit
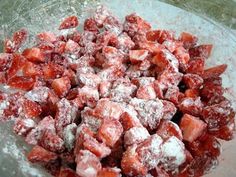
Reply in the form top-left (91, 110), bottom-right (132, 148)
top-left (0, 5), bottom-right (235, 177)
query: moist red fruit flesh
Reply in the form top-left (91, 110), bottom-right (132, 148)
top-left (0, 5), bottom-right (234, 177)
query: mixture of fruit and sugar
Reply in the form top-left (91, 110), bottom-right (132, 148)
top-left (0, 5), bottom-right (235, 177)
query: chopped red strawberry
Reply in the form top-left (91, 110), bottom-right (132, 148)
top-left (97, 168), bottom-right (121, 177)
top-left (76, 150), bottom-right (102, 177)
top-left (22, 47), bottom-right (45, 62)
top-left (186, 58), bottom-right (205, 76)
top-left (37, 32), bottom-right (57, 43)
top-left (201, 64), bottom-right (227, 79)
top-left (13, 118), bottom-right (36, 136)
top-left (23, 99), bottom-right (42, 117)
top-left (7, 53), bottom-right (26, 79)
top-left (84, 18), bottom-right (99, 32)
top-left (179, 32), bottom-right (198, 49)
top-left (121, 145), bottom-right (148, 176)
top-left (136, 84), bottom-right (156, 100)
top-left (180, 114), bottom-right (207, 142)
top-left (51, 77), bottom-right (71, 97)
top-left (146, 30), bottom-right (174, 43)
top-left (183, 74), bottom-right (204, 89)
top-left (65, 39), bottom-right (80, 53)
top-left (27, 145), bottom-right (58, 164)
top-left (97, 118), bottom-right (123, 147)
top-left (157, 120), bottom-right (183, 140)
top-left (83, 136), bottom-right (111, 158)
top-left (0, 53), bottom-right (12, 72)
top-left (189, 44), bottom-right (213, 59)
top-left (59, 16), bottom-right (79, 30)
top-left (22, 61), bottom-right (42, 77)
top-left (7, 76), bottom-right (35, 91)
top-left (129, 50), bottom-right (148, 64)
top-left (42, 62), bottom-right (64, 79)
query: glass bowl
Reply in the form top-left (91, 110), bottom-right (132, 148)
top-left (0, 0), bottom-right (235, 176)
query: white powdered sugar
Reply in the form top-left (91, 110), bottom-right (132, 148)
top-left (124, 126), bottom-right (150, 147)
top-left (161, 136), bottom-right (186, 170)
top-left (137, 134), bottom-right (163, 169)
top-left (24, 86), bottom-right (50, 103)
top-left (63, 123), bottom-right (77, 151)
top-left (130, 98), bottom-right (163, 130)
top-left (0, 100), bottom-right (9, 115)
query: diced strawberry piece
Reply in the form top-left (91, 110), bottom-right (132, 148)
top-left (42, 62), bottom-right (64, 79)
top-left (27, 145), bottom-right (58, 164)
top-left (99, 81), bottom-right (112, 98)
top-left (55, 98), bottom-right (77, 137)
top-left (58, 168), bottom-right (79, 177)
top-left (136, 84), bottom-right (156, 100)
top-left (152, 48), bottom-right (179, 71)
top-left (120, 107), bottom-right (142, 131)
top-left (201, 77), bottom-right (224, 102)
top-left (103, 16), bottom-right (123, 35)
top-left (83, 136), bottom-right (111, 158)
top-left (97, 168), bottom-right (121, 177)
top-left (129, 50), bottom-right (148, 64)
top-left (63, 69), bottom-right (77, 86)
top-left (101, 46), bottom-right (124, 68)
top-left (162, 40), bottom-right (183, 53)
top-left (37, 42), bottom-right (54, 54)
top-left (7, 76), bottom-right (35, 91)
top-left (153, 81), bottom-right (164, 99)
top-left (94, 5), bottom-right (111, 27)
top-left (0, 53), bottom-right (12, 71)
top-left (0, 72), bottom-right (6, 84)
top-left (97, 66), bottom-right (125, 82)
top-left (136, 134), bottom-right (163, 169)
top-left (13, 118), bottom-right (36, 136)
top-left (24, 86), bottom-right (50, 103)
top-left (54, 41), bottom-right (66, 54)
top-left (183, 74), bottom-right (203, 89)
top-left (121, 145), bottom-right (148, 176)
top-left (202, 100), bottom-right (234, 130)
top-left (12, 28), bottom-right (28, 47)
top-left (37, 32), bottom-right (56, 43)
top-left (23, 99), bottom-right (42, 117)
top-left (109, 78), bottom-right (137, 102)
top-left (84, 18), bottom-right (99, 32)
top-left (161, 136), bottom-right (186, 170)
top-left (22, 47), bottom-right (45, 62)
top-left (40, 130), bottom-right (65, 152)
top-left (78, 73), bottom-right (101, 88)
top-left (130, 98), bottom-right (164, 130)
top-left (185, 88), bottom-right (199, 98)
top-left (7, 53), bottom-right (26, 79)
top-left (94, 99), bottom-right (123, 120)
top-left (179, 97), bottom-right (203, 116)
top-left (76, 150), bottom-right (102, 177)
top-left (74, 124), bottom-right (96, 155)
top-left (186, 57), bottom-right (205, 75)
top-left (59, 16), bottom-right (79, 30)
top-left (65, 39), bottom-right (80, 53)
top-left (131, 77), bottom-right (155, 87)
top-left (209, 118), bottom-right (235, 141)
top-left (157, 68), bottom-right (183, 91)
top-left (146, 30), bottom-right (174, 43)
top-left (111, 32), bottom-right (135, 52)
top-left (157, 120), bottom-right (183, 140)
top-left (79, 31), bottom-right (97, 47)
top-left (164, 86), bottom-right (180, 105)
top-left (51, 77), bottom-right (71, 97)
top-left (180, 114), bottom-right (207, 142)
top-left (189, 44), bottom-right (213, 59)
top-left (173, 46), bottom-right (190, 71)
top-left (4, 39), bottom-right (15, 53)
top-left (161, 100), bottom-right (177, 120)
top-left (138, 41), bottom-right (163, 54)
top-left (78, 86), bottom-right (99, 108)
top-left (124, 126), bottom-right (150, 147)
top-left (150, 166), bottom-right (170, 177)
top-left (97, 118), bottom-right (123, 147)
top-left (25, 116), bottom-right (56, 145)
top-left (201, 64), bottom-right (227, 79)
top-left (179, 32), bottom-right (198, 49)
top-left (22, 61), bottom-right (42, 77)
